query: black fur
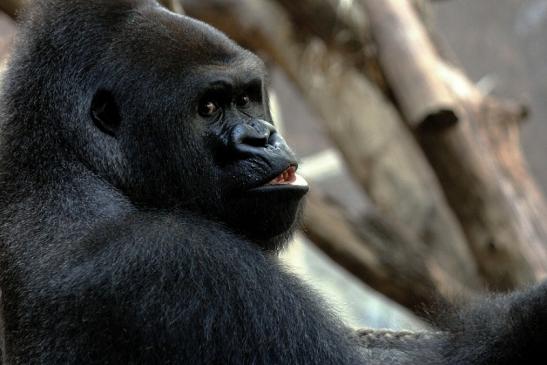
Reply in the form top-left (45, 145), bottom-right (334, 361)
top-left (0, 1), bottom-right (546, 364)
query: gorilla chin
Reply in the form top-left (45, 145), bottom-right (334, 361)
top-left (224, 165), bottom-right (309, 251)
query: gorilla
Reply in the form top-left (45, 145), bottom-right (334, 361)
top-left (0, 0), bottom-right (546, 364)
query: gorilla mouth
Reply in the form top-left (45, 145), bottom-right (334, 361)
top-left (265, 165), bottom-right (308, 188)
top-left (268, 165), bottom-right (295, 185)
top-left (245, 164), bottom-right (309, 196)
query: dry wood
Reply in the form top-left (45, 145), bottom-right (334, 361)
top-left (183, 0), bottom-right (483, 301)
top-left (363, 0), bottom-right (547, 288)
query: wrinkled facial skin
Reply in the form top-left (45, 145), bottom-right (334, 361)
top-left (82, 6), bottom-right (309, 250)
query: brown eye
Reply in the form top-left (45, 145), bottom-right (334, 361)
top-left (199, 100), bottom-right (220, 117)
top-left (236, 94), bottom-right (250, 108)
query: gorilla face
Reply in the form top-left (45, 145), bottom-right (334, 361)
top-left (82, 5), bottom-right (308, 249)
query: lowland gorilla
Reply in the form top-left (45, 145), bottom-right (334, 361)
top-left (0, 0), bottom-right (546, 364)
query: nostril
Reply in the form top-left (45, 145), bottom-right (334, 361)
top-left (242, 134), bottom-right (269, 148)
top-left (248, 120), bottom-right (273, 147)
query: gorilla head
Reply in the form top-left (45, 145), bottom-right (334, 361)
top-left (7, 0), bottom-right (308, 250)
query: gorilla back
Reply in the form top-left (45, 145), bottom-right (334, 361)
top-left (0, 0), bottom-right (365, 363)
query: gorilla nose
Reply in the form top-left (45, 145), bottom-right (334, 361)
top-left (230, 120), bottom-right (276, 155)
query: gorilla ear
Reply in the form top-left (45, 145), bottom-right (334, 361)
top-left (90, 89), bottom-right (122, 136)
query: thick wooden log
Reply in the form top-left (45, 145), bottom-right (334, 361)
top-left (363, 0), bottom-right (547, 288)
top-left (183, 0), bottom-right (482, 299)
top-left (362, 0), bottom-right (458, 130)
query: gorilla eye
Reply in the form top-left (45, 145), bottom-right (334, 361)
top-left (199, 100), bottom-right (220, 117)
top-left (236, 94), bottom-right (250, 108)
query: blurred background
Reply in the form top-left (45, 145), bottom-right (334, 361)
top-left (2, 0), bottom-right (547, 331)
